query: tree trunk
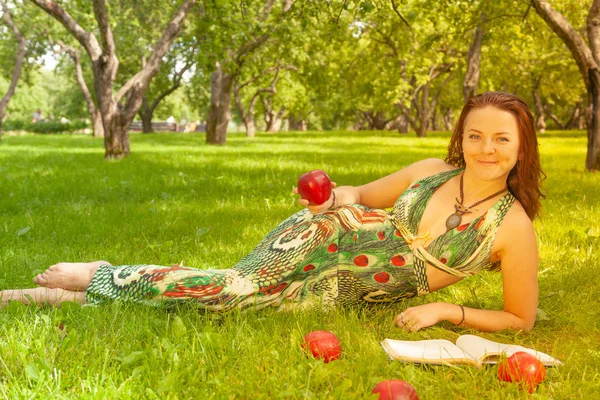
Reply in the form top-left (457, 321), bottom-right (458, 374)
top-left (0, 1), bottom-right (27, 141)
top-left (92, 110), bottom-right (104, 137)
top-left (531, 0), bottom-right (600, 170)
top-left (206, 62), bottom-right (233, 144)
top-left (579, 104), bottom-right (590, 129)
top-left (443, 108), bottom-right (454, 131)
top-left (288, 115), bottom-right (307, 131)
top-left (138, 97), bottom-right (154, 133)
top-left (245, 117), bottom-right (256, 138)
top-left (266, 107), bottom-right (285, 133)
top-left (141, 113), bottom-right (153, 133)
top-left (532, 78), bottom-right (546, 133)
top-left (388, 115), bottom-right (409, 134)
top-left (416, 83), bottom-right (431, 137)
top-left (588, 69), bottom-right (600, 169)
top-left (101, 109), bottom-right (130, 157)
top-left (463, 13), bottom-right (485, 102)
top-left (565, 101), bottom-right (582, 129)
top-left (262, 97), bottom-right (275, 131)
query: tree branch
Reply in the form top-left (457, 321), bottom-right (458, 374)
top-left (49, 38), bottom-right (98, 117)
top-left (234, 33), bottom-right (270, 63)
top-left (149, 62), bottom-right (192, 112)
top-left (390, 0), bottom-right (411, 29)
top-left (261, 0), bottom-right (276, 21)
top-left (92, 0), bottom-right (116, 56)
top-left (587, 0), bottom-right (600, 66)
top-left (531, 0), bottom-right (598, 89)
top-left (0, 0), bottom-right (27, 118)
top-left (235, 64), bottom-right (296, 123)
top-left (237, 64), bottom-right (297, 91)
top-left (118, 0), bottom-right (198, 119)
top-left (30, 0), bottom-right (102, 60)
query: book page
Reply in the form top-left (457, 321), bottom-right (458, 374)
top-left (456, 335), bottom-right (562, 366)
top-left (380, 339), bottom-right (478, 366)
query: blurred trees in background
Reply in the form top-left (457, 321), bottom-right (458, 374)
top-left (0, 0), bottom-right (596, 168)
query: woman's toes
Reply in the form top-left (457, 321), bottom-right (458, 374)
top-left (33, 273), bottom-right (46, 286)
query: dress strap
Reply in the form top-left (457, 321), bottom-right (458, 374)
top-left (413, 257), bottom-right (430, 296)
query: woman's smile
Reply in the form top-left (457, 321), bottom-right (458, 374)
top-left (462, 106), bottom-right (521, 182)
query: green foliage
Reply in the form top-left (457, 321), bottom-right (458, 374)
top-left (0, 68), bottom-right (87, 121)
top-left (0, 131), bottom-right (598, 398)
top-left (2, 0), bottom-right (592, 134)
top-left (2, 118), bottom-right (87, 133)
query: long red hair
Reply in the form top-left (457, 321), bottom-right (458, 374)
top-left (445, 92), bottom-right (546, 220)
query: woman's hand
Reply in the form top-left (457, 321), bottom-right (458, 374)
top-left (293, 182), bottom-right (338, 214)
top-left (395, 302), bottom-right (452, 332)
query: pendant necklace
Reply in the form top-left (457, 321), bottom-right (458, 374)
top-left (445, 173), bottom-right (508, 231)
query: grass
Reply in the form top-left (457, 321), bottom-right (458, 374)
top-left (0, 130), bottom-right (599, 399)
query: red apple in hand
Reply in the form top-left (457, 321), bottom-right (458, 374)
top-left (372, 380), bottom-right (419, 400)
top-left (297, 170), bottom-right (332, 205)
top-left (498, 352), bottom-right (546, 393)
top-left (302, 330), bottom-right (342, 363)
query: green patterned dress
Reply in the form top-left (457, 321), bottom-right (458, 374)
top-left (86, 169), bottom-right (515, 310)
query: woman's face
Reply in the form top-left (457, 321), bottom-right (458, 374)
top-left (461, 106), bottom-right (521, 182)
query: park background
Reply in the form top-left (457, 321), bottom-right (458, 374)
top-left (1, 0), bottom-right (600, 399)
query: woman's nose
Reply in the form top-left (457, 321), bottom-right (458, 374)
top-left (481, 139), bottom-right (495, 153)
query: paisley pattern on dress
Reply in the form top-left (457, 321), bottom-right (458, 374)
top-left (86, 168), bottom-right (515, 311)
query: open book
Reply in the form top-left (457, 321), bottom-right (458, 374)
top-left (380, 334), bottom-right (562, 368)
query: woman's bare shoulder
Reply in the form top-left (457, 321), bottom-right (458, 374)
top-left (406, 158), bottom-right (458, 183)
top-left (492, 201), bottom-right (537, 259)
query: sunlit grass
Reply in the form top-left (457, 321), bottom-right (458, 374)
top-left (0, 130), bottom-right (598, 398)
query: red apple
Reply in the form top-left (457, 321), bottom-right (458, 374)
top-left (302, 330), bottom-right (342, 363)
top-left (297, 170), bottom-right (332, 205)
top-left (372, 380), bottom-right (419, 400)
top-left (497, 352), bottom-right (546, 393)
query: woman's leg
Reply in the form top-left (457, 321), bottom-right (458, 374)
top-left (85, 208), bottom-right (344, 310)
top-left (1, 287), bottom-right (85, 307)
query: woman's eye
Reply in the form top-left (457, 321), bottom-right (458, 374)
top-left (497, 137), bottom-right (509, 142)
top-left (468, 134), bottom-right (479, 139)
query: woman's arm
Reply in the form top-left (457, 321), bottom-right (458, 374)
top-left (354, 158), bottom-right (453, 209)
top-left (295, 158), bottom-right (453, 213)
top-left (396, 209), bottom-right (539, 332)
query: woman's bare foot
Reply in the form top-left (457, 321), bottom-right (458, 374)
top-left (33, 261), bottom-right (110, 291)
top-left (1, 287), bottom-right (86, 307)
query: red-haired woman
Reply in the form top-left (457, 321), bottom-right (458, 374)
top-left (2, 92), bottom-right (545, 332)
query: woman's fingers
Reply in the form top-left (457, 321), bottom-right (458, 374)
top-left (395, 310), bottom-right (422, 332)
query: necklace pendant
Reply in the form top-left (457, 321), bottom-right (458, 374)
top-left (445, 213), bottom-right (462, 231)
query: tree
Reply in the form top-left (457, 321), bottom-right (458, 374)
top-left (50, 39), bottom-right (104, 137)
top-left (138, 42), bottom-right (196, 133)
top-left (0, 0), bottom-right (26, 140)
top-left (531, 0), bottom-right (599, 171)
top-left (234, 64), bottom-right (295, 137)
top-left (199, 0), bottom-right (293, 145)
top-left (463, 13), bottom-right (485, 102)
top-left (30, 0), bottom-right (197, 158)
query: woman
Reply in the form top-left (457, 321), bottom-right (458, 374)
top-left (1, 92), bottom-right (545, 333)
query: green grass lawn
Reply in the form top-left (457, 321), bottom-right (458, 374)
top-left (0, 130), bottom-right (598, 399)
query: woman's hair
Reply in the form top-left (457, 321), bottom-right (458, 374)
top-left (445, 92), bottom-right (546, 220)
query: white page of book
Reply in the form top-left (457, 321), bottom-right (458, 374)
top-left (456, 335), bottom-right (561, 365)
top-left (383, 339), bottom-right (472, 362)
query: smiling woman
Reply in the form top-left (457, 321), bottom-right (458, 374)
top-left (1, 92), bottom-right (546, 334)
top-left (447, 92), bottom-right (546, 221)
